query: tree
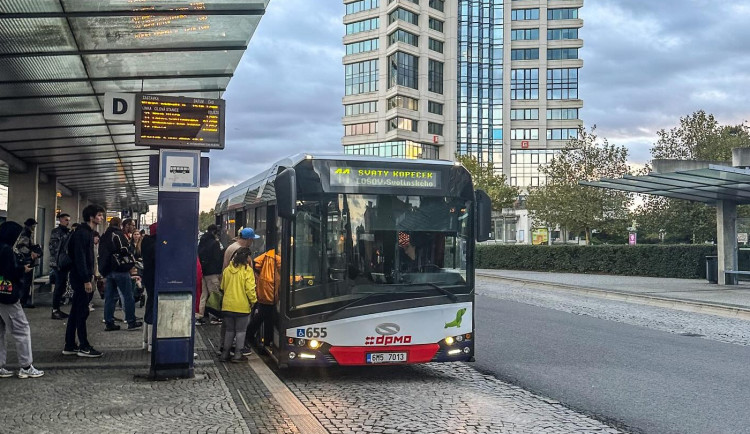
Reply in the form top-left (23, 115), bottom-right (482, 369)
top-left (638, 110), bottom-right (750, 243)
top-left (199, 208), bottom-right (215, 232)
top-left (525, 126), bottom-right (634, 244)
top-left (455, 154), bottom-right (520, 211)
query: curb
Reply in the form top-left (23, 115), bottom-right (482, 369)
top-left (477, 272), bottom-right (750, 321)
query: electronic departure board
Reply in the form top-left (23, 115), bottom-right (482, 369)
top-left (135, 94), bottom-right (225, 150)
top-left (329, 166), bottom-right (441, 189)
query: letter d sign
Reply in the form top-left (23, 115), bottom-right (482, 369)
top-left (104, 92), bottom-right (135, 122)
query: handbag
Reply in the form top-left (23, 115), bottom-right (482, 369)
top-left (205, 290), bottom-right (223, 317)
top-left (111, 233), bottom-right (136, 272)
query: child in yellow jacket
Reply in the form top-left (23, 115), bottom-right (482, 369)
top-left (220, 247), bottom-right (257, 362)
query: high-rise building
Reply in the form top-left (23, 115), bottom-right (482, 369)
top-left (341, 0), bottom-right (583, 243)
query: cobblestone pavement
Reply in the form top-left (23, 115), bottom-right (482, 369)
top-left (476, 276), bottom-right (750, 346)
top-left (278, 363), bottom-right (621, 434)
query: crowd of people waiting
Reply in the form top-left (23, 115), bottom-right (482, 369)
top-left (0, 205), bottom-right (279, 378)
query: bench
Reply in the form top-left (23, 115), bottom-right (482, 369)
top-left (30, 275), bottom-right (51, 304)
top-left (723, 270), bottom-right (750, 285)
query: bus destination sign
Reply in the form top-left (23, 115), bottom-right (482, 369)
top-left (135, 94), bottom-right (225, 150)
top-left (330, 167), bottom-right (441, 189)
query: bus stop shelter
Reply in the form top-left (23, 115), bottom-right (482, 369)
top-left (582, 150), bottom-right (750, 285)
top-left (0, 1), bottom-right (268, 273)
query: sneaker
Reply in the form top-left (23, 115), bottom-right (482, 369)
top-left (127, 321), bottom-right (143, 331)
top-left (18, 365), bottom-right (44, 379)
top-left (77, 347), bottom-right (103, 358)
top-left (0, 368), bottom-right (13, 378)
top-left (51, 310), bottom-right (69, 320)
top-left (230, 355), bottom-right (248, 363)
top-left (210, 318), bottom-right (223, 325)
top-left (62, 346), bottom-right (80, 355)
top-left (241, 347), bottom-right (253, 356)
top-left (195, 318), bottom-right (206, 326)
top-left (105, 322), bottom-right (121, 331)
top-left (101, 316), bottom-right (123, 323)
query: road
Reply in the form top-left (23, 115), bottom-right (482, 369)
top-left (473, 294), bottom-right (750, 434)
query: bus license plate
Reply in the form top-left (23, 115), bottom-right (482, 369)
top-left (366, 352), bottom-right (407, 364)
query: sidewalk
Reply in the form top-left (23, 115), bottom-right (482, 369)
top-left (0, 288), bottom-right (300, 434)
top-left (477, 269), bottom-right (750, 319)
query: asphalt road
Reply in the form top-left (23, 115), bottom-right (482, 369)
top-left (473, 294), bottom-right (750, 434)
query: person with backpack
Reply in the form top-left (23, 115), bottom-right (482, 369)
top-left (0, 221), bottom-right (44, 378)
top-left (244, 247), bottom-right (281, 353)
top-left (99, 217), bottom-right (143, 332)
top-left (197, 224), bottom-right (223, 325)
top-left (15, 218), bottom-right (37, 308)
top-left (49, 213), bottom-right (72, 320)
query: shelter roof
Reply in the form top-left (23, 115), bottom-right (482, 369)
top-left (0, 0), bottom-right (268, 208)
top-left (582, 164), bottom-right (750, 205)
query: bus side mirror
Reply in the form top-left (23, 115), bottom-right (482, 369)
top-left (475, 189), bottom-right (491, 242)
top-left (275, 168), bottom-right (297, 220)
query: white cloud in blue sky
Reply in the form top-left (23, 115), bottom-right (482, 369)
top-left (210, 0), bottom-right (750, 188)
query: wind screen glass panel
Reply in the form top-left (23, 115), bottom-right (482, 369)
top-left (0, 81), bottom-right (94, 99)
top-left (0, 55), bottom-right (86, 81)
top-left (2, 125), bottom-right (112, 143)
top-left (68, 15), bottom-right (261, 50)
top-left (60, 0), bottom-right (269, 11)
top-left (91, 76), bottom-right (231, 93)
top-left (0, 17), bottom-right (75, 54)
top-left (0, 1), bottom-right (61, 13)
top-left (0, 112), bottom-right (104, 130)
top-left (83, 50), bottom-right (241, 77)
top-left (289, 194), bottom-right (471, 314)
top-left (0, 96), bottom-right (101, 117)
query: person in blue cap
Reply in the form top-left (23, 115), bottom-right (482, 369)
top-left (222, 227), bottom-right (261, 270)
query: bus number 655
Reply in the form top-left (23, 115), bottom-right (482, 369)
top-left (306, 327), bottom-right (328, 338)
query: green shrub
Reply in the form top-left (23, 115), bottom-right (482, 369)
top-left (476, 244), bottom-right (717, 279)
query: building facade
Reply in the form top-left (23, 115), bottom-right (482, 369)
top-left (341, 0), bottom-right (583, 243)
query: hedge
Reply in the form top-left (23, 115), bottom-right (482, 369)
top-left (476, 244), bottom-right (718, 279)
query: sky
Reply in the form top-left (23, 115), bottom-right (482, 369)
top-left (199, 0), bottom-right (750, 211)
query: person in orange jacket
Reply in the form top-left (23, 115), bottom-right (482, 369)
top-left (245, 248), bottom-right (281, 351)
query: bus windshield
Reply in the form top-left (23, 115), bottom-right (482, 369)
top-left (289, 193), bottom-right (471, 314)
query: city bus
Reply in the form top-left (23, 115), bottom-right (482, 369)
top-left (215, 154), bottom-right (491, 367)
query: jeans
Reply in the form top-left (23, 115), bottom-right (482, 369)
top-left (19, 271), bottom-right (33, 306)
top-left (52, 268), bottom-right (69, 311)
top-left (0, 301), bottom-right (33, 367)
top-left (104, 271), bottom-right (137, 325)
top-left (65, 275), bottom-right (91, 350)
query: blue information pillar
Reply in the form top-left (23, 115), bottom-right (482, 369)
top-left (149, 150), bottom-right (201, 379)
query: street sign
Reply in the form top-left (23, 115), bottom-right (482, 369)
top-left (521, 140), bottom-right (529, 149)
top-left (628, 232), bottom-right (637, 245)
top-left (103, 92), bottom-right (135, 122)
top-left (135, 94), bottom-right (225, 150)
top-left (158, 149), bottom-right (200, 192)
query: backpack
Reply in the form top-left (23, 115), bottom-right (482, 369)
top-left (56, 231), bottom-right (73, 272)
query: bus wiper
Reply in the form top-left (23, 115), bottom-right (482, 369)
top-left (321, 291), bottom-right (393, 321)
top-left (392, 282), bottom-right (458, 302)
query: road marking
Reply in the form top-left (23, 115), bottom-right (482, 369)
top-left (478, 273), bottom-right (750, 321)
top-left (248, 357), bottom-right (328, 434)
top-left (237, 389), bottom-right (251, 413)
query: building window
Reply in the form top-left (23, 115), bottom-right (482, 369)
top-left (511, 28), bottom-right (540, 40)
top-left (548, 28), bottom-right (578, 40)
top-left (344, 122), bottom-right (378, 136)
top-left (428, 100), bottom-right (443, 115)
top-left (389, 8), bottom-right (419, 26)
top-left (346, 17), bottom-right (380, 35)
top-left (547, 68), bottom-right (578, 100)
top-left (547, 128), bottom-right (579, 140)
top-left (387, 95), bottom-right (419, 111)
top-left (345, 101), bottom-right (378, 116)
top-left (428, 37), bottom-right (444, 53)
top-left (344, 140), bottom-right (439, 160)
top-left (345, 0), bottom-right (380, 15)
top-left (428, 59), bottom-right (444, 94)
top-left (546, 108), bottom-right (579, 120)
top-left (345, 59), bottom-right (379, 96)
top-left (389, 29), bottom-right (419, 47)
top-left (388, 51), bottom-right (419, 89)
top-left (429, 0), bottom-right (444, 12)
top-left (428, 17), bottom-right (444, 32)
top-left (387, 117), bottom-right (418, 132)
top-left (548, 8), bottom-right (579, 20)
top-left (510, 128), bottom-right (539, 140)
top-left (428, 122), bottom-right (443, 135)
top-left (510, 109), bottom-right (539, 120)
top-left (510, 150), bottom-right (558, 188)
top-left (345, 38), bottom-right (379, 55)
top-left (511, 48), bottom-right (540, 61)
top-left (511, 68), bottom-right (539, 100)
top-left (511, 9), bottom-right (540, 21)
top-left (547, 48), bottom-right (578, 60)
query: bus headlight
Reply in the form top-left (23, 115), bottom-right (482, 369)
top-left (308, 339), bottom-right (321, 350)
top-left (445, 336), bottom-right (455, 345)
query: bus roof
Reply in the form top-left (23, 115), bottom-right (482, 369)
top-left (215, 153), bottom-right (462, 212)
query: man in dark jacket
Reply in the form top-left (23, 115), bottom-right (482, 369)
top-left (99, 217), bottom-right (142, 332)
top-left (63, 204), bottom-right (105, 358)
top-left (15, 218), bottom-right (37, 308)
top-left (196, 224), bottom-right (223, 325)
top-left (49, 213), bottom-right (72, 319)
